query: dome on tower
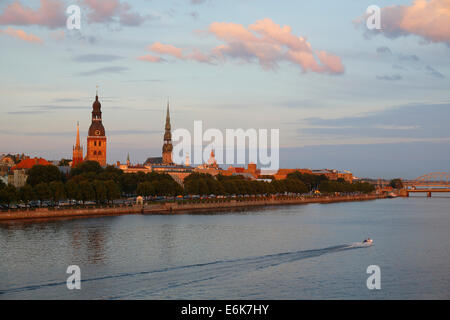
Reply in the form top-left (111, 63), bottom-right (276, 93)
top-left (88, 122), bottom-right (105, 136)
top-left (92, 95), bottom-right (101, 111)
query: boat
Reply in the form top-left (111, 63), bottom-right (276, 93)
top-left (363, 238), bottom-right (373, 244)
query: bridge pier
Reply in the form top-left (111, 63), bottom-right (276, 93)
top-left (427, 191), bottom-right (432, 198)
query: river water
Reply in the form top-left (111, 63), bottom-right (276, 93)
top-left (0, 196), bottom-right (449, 299)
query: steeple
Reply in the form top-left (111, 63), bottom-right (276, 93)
top-left (162, 99), bottom-right (173, 165)
top-left (165, 99), bottom-right (171, 132)
top-left (164, 99), bottom-right (172, 142)
top-left (72, 121), bottom-right (83, 168)
top-left (127, 153), bottom-right (130, 166)
top-left (76, 121), bottom-right (80, 148)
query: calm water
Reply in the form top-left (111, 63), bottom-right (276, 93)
top-left (1, 196), bottom-right (449, 299)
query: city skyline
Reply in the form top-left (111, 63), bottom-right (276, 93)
top-left (0, 0), bottom-right (449, 179)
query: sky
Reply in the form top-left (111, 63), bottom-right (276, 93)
top-left (0, 0), bottom-right (449, 179)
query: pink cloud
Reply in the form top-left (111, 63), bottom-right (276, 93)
top-left (249, 18), bottom-right (311, 52)
top-left (0, 0), bottom-right (66, 29)
top-left (357, 0), bottom-right (450, 44)
top-left (140, 19), bottom-right (344, 75)
top-left (208, 19), bottom-right (344, 74)
top-left (148, 42), bottom-right (184, 59)
top-left (185, 49), bottom-right (216, 64)
top-left (82, 0), bottom-right (148, 26)
top-left (208, 22), bottom-right (258, 43)
top-left (138, 54), bottom-right (165, 63)
top-left (83, 0), bottom-right (120, 23)
top-left (0, 27), bottom-right (43, 44)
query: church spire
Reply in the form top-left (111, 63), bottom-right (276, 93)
top-left (162, 99), bottom-right (173, 164)
top-left (72, 121), bottom-right (83, 168)
top-left (165, 99), bottom-right (171, 131)
top-left (76, 121), bottom-right (80, 148)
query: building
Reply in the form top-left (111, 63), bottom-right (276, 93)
top-left (11, 157), bottom-right (51, 170)
top-left (72, 122), bottom-right (83, 168)
top-left (145, 157), bottom-right (163, 165)
top-left (221, 163), bottom-right (261, 180)
top-left (337, 170), bottom-right (353, 183)
top-left (116, 154), bottom-right (152, 173)
top-left (8, 157), bottom-right (51, 188)
top-left (162, 101), bottom-right (173, 165)
top-left (8, 169), bottom-right (27, 188)
top-left (116, 102), bottom-right (194, 185)
top-left (273, 168), bottom-right (353, 183)
top-left (273, 168), bottom-right (313, 180)
top-left (85, 91), bottom-right (107, 167)
top-left (0, 155), bottom-right (15, 177)
top-left (195, 149), bottom-right (222, 176)
top-left (311, 169), bottom-right (353, 183)
top-left (0, 155), bottom-right (15, 167)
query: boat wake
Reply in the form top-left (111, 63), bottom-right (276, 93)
top-left (0, 242), bottom-right (372, 299)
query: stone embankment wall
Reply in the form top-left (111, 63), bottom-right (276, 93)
top-left (0, 194), bottom-right (385, 221)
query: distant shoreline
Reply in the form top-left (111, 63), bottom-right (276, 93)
top-left (0, 194), bottom-right (386, 222)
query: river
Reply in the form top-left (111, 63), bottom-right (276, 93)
top-left (0, 196), bottom-right (449, 299)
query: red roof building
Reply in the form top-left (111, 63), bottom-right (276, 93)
top-left (11, 157), bottom-right (51, 170)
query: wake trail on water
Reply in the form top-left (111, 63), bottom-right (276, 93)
top-left (0, 242), bottom-right (372, 299)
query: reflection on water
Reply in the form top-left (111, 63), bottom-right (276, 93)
top-left (1, 197), bottom-right (449, 299)
top-left (86, 229), bottom-right (107, 265)
top-left (1, 218), bottom-right (110, 267)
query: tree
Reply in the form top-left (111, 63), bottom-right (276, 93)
top-left (184, 179), bottom-right (199, 195)
top-left (0, 185), bottom-right (18, 208)
top-left (198, 179), bottom-right (209, 195)
top-left (49, 181), bottom-right (66, 204)
top-left (20, 185), bottom-right (36, 205)
top-left (58, 159), bottom-right (71, 166)
top-left (119, 173), bottom-right (139, 195)
top-left (136, 181), bottom-right (155, 197)
top-left (389, 178), bottom-right (403, 189)
top-left (27, 165), bottom-right (63, 186)
top-left (105, 180), bottom-right (121, 203)
top-left (70, 161), bottom-right (103, 177)
top-left (65, 180), bottom-right (81, 202)
top-left (286, 172), bottom-right (328, 191)
top-left (33, 183), bottom-right (51, 203)
top-left (79, 181), bottom-right (95, 204)
top-left (92, 180), bottom-right (107, 204)
top-left (98, 166), bottom-right (123, 183)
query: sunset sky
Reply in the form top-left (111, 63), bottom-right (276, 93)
top-left (0, 0), bottom-right (449, 178)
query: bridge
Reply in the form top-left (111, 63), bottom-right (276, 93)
top-left (401, 172), bottom-right (450, 197)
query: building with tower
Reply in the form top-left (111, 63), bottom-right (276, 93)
top-left (85, 91), bottom-right (107, 167)
top-left (115, 100), bottom-right (194, 185)
top-left (72, 122), bottom-right (83, 168)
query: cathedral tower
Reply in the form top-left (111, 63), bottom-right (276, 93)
top-left (85, 90), bottom-right (107, 166)
top-left (72, 121), bottom-right (83, 168)
top-left (162, 101), bottom-right (173, 165)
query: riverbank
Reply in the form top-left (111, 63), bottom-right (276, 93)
top-left (0, 194), bottom-right (386, 221)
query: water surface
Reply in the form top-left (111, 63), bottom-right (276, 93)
top-left (1, 197), bottom-right (449, 299)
